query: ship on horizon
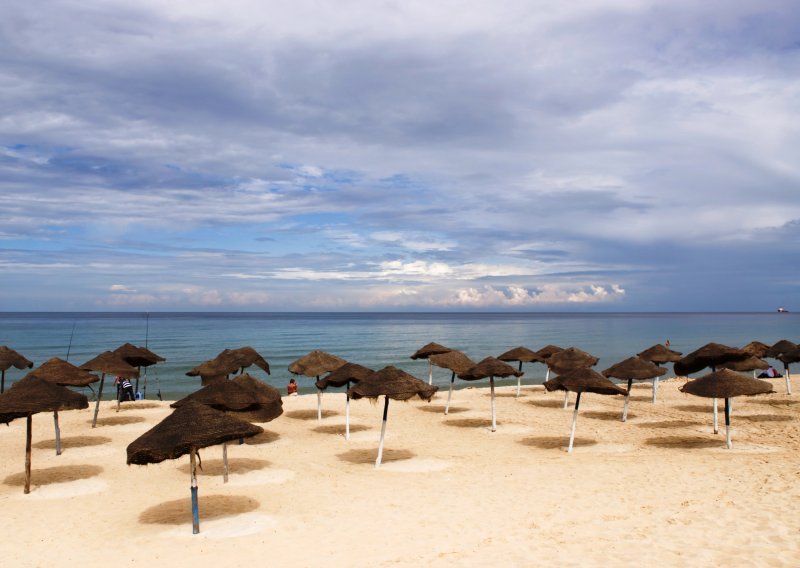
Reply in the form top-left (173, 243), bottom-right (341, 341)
top-left (777, 307), bottom-right (789, 313)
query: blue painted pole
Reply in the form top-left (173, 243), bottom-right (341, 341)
top-left (190, 448), bottom-right (200, 534)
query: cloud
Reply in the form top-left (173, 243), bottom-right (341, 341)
top-left (1, 1), bottom-right (798, 310)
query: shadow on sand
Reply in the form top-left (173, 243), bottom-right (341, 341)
top-left (33, 435), bottom-right (112, 450)
top-left (312, 424), bottom-right (371, 435)
top-left (336, 447), bottom-right (415, 465)
top-left (138, 495), bottom-right (260, 525)
top-left (644, 436), bottom-right (722, 449)
top-left (443, 417), bottom-right (495, 429)
top-left (90, 415), bottom-right (146, 427)
top-left (3, 464), bottom-right (104, 487)
top-left (284, 409), bottom-right (340, 421)
top-left (518, 436), bottom-right (597, 450)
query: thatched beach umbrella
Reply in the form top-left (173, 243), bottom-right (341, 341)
top-left (544, 368), bottom-right (626, 453)
top-left (27, 357), bottom-right (99, 455)
top-left (411, 342), bottom-right (453, 385)
top-left (674, 342), bottom-right (749, 433)
top-left (289, 350), bottom-right (347, 421)
top-left (113, 342), bottom-right (165, 398)
top-left (80, 351), bottom-right (139, 428)
top-left (0, 346), bottom-right (33, 393)
top-left (315, 362), bottom-right (374, 440)
top-left (127, 402), bottom-right (263, 534)
top-left (430, 350), bottom-right (476, 415)
top-left (347, 366), bottom-right (437, 467)
top-left (231, 373), bottom-right (284, 423)
top-left (546, 347), bottom-right (599, 408)
top-left (497, 346), bottom-right (544, 398)
top-left (458, 357), bottom-right (522, 432)
top-left (680, 369), bottom-right (774, 448)
top-left (535, 345), bottom-right (564, 382)
top-left (187, 346), bottom-right (270, 385)
top-left (765, 339), bottom-right (798, 394)
top-left (777, 346), bottom-right (800, 394)
top-left (602, 357), bottom-right (666, 422)
top-left (0, 376), bottom-right (88, 493)
top-left (741, 341), bottom-right (771, 359)
top-left (719, 356), bottom-right (769, 376)
top-left (637, 343), bottom-right (682, 402)
top-left (172, 377), bottom-right (280, 482)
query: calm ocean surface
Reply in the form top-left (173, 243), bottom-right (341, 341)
top-left (1, 312), bottom-right (797, 399)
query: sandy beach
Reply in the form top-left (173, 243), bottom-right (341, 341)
top-left (1, 376), bottom-right (799, 567)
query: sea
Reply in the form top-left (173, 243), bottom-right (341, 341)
top-left (1, 312), bottom-right (797, 399)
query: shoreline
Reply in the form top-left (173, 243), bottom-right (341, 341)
top-left (1, 380), bottom-right (799, 566)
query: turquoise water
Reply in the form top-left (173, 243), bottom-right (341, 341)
top-left (0, 312), bottom-right (797, 398)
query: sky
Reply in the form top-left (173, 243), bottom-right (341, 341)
top-left (1, 0), bottom-right (799, 312)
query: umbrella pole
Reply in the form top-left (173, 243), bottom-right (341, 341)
top-left (516, 361), bottom-right (523, 398)
top-left (652, 377), bottom-right (659, 404)
top-left (724, 397), bottom-right (732, 449)
top-left (428, 360), bottom-right (433, 385)
top-left (190, 448), bottom-right (200, 534)
top-left (568, 392), bottom-right (581, 454)
top-left (445, 372), bottom-right (455, 415)
top-left (25, 414), bottom-right (32, 494)
top-left (345, 380), bottom-right (351, 441)
top-left (622, 379), bottom-right (633, 422)
top-left (317, 388), bottom-right (323, 421)
top-left (785, 365), bottom-right (792, 395)
top-left (713, 398), bottom-right (718, 434)
top-left (490, 376), bottom-right (496, 432)
top-left (376, 396), bottom-right (390, 468)
top-left (92, 374), bottom-right (106, 428)
top-left (135, 366), bottom-right (140, 396)
top-left (223, 443), bottom-right (228, 483)
top-left (545, 367), bottom-right (550, 382)
top-left (1, 369), bottom-right (4, 393)
top-left (563, 390), bottom-right (569, 409)
top-left (142, 367), bottom-right (148, 400)
top-left (53, 411), bottom-right (61, 456)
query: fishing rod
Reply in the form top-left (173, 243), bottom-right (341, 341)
top-left (66, 321), bottom-right (95, 398)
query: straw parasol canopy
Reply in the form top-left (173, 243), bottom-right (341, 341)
top-left (680, 369), bottom-right (774, 399)
top-left (231, 373), bottom-right (284, 423)
top-left (171, 380), bottom-right (275, 412)
top-left (764, 339), bottom-right (798, 359)
top-left (347, 366), bottom-right (437, 467)
top-left (718, 356), bottom-right (769, 373)
top-left (428, 350), bottom-right (475, 415)
top-left (535, 345), bottom-right (564, 360)
top-left (498, 346), bottom-right (545, 398)
top-left (289, 350), bottom-right (347, 421)
top-left (127, 402), bottom-right (264, 533)
top-left (637, 344), bottom-right (683, 364)
top-left (546, 347), bottom-right (599, 375)
top-left (0, 375), bottom-right (89, 493)
top-left (763, 340), bottom-right (799, 394)
top-left (26, 357), bottom-right (100, 455)
top-left (544, 368), bottom-right (626, 453)
top-left (289, 350), bottom-right (346, 378)
top-left (0, 346), bottom-right (34, 393)
top-left (673, 342), bottom-right (748, 376)
top-left (602, 357), bottom-right (667, 422)
top-left (315, 362), bottom-right (374, 390)
top-left (457, 357), bottom-right (522, 433)
top-left (171, 376), bottom-right (281, 481)
top-left (27, 357), bottom-right (99, 387)
top-left (544, 368), bottom-right (627, 396)
top-left (741, 341), bottom-right (771, 359)
top-left (187, 346), bottom-right (270, 383)
top-left (410, 342), bottom-right (452, 360)
top-left (680, 368), bottom-right (774, 449)
top-left (113, 343), bottom-right (165, 368)
top-left (348, 366), bottom-right (438, 402)
top-left (411, 342), bottom-right (453, 386)
top-left (313, 362), bottom-right (374, 440)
